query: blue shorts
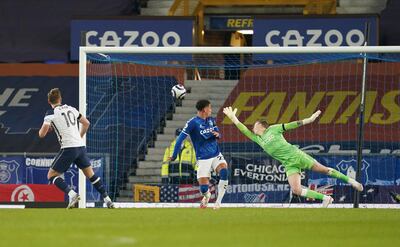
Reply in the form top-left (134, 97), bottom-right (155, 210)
top-left (51, 146), bottom-right (91, 173)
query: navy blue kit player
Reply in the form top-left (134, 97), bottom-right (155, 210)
top-left (171, 100), bottom-right (229, 209)
top-left (38, 88), bottom-right (114, 209)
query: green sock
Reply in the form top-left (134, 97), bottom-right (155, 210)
top-left (328, 168), bottom-right (349, 183)
top-left (303, 189), bottom-right (325, 201)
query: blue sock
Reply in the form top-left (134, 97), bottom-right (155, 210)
top-left (219, 168), bottom-right (228, 180)
top-left (89, 175), bottom-right (108, 198)
top-left (199, 184), bottom-right (209, 195)
top-left (49, 176), bottom-right (71, 194)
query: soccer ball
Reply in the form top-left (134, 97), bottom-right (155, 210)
top-left (171, 84), bottom-right (186, 99)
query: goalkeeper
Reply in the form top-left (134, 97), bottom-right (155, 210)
top-left (223, 107), bottom-right (363, 207)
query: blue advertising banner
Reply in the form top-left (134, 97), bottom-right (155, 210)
top-left (222, 183), bottom-right (291, 203)
top-left (223, 153), bottom-right (400, 203)
top-left (228, 154), bottom-right (400, 186)
top-left (228, 155), bottom-right (305, 184)
top-left (156, 153), bottom-right (400, 204)
top-left (70, 19), bottom-right (194, 60)
top-left (253, 16), bottom-right (378, 47)
top-left (0, 155), bottom-right (105, 202)
top-left (309, 155), bottom-right (400, 186)
top-left (0, 76), bottom-right (78, 152)
top-left (219, 184), bottom-right (400, 204)
top-left (331, 185), bottom-right (400, 204)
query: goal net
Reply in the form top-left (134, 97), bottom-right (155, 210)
top-left (80, 47), bottom-right (400, 208)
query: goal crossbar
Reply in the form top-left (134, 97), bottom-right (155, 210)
top-left (80, 46), bottom-right (400, 55)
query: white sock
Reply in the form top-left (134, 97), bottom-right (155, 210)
top-left (68, 190), bottom-right (77, 198)
top-left (216, 180), bottom-right (228, 204)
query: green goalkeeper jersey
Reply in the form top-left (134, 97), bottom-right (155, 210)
top-left (236, 121), bottom-right (304, 166)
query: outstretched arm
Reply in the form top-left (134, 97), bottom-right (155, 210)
top-left (223, 106), bottom-right (260, 143)
top-left (283, 110), bottom-right (321, 131)
top-left (170, 132), bottom-right (187, 161)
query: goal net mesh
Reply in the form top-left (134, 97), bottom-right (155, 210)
top-left (84, 51), bottom-right (400, 205)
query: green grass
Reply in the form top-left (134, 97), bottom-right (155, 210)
top-left (0, 208), bottom-right (399, 247)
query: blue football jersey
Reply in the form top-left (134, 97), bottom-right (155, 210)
top-left (181, 116), bottom-right (220, 160)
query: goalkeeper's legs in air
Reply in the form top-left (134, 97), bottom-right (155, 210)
top-left (287, 172), bottom-right (334, 208)
top-left (311, 161), bottom-right (364, 192)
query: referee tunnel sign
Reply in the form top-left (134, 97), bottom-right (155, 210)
top-left (208, 16), bottom-right (253, 31)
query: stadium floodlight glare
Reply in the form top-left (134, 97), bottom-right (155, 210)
top-left (79, 46), bottom-right (400, 209)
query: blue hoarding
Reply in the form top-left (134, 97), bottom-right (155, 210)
top-left (0, 76), bottom-right (78, 152)
top-left (0, 155), bottom-right (106, 202)
top-left (228, 154), bottom-right (400, 185)
top-left (309, 156), bottom-right (400, 186)
top-left (222, 153), bottom-right (400, 203)
top-left (70, 19), bottom-right (194, 60)
top-left (253, 16), bottom-right (378, 47)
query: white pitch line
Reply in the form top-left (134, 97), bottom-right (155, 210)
top-left (86, 202), bottom-right (400, 209)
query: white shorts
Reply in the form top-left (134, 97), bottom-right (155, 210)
top-left (196, 153), bottom-right (226, 179)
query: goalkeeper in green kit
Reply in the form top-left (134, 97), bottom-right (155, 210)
top-left (223, 107), bottom-right (363, 207)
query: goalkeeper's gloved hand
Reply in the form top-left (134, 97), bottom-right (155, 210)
top-left (302, 110), bottom-right (322, 125)
top-left (169, 156), bottom-right (176, 162)
top-left (223, 106), bottom-right (239, 125)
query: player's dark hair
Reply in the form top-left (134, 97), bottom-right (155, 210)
top-left (256, 120), bottom-right (268, 129)
top-left (48, 88), bottom-right (62, 104)
top-left (196, 99), bottom-right (210, 111)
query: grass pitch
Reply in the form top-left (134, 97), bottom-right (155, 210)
top-left (0, 208), bottom-right (399, 247)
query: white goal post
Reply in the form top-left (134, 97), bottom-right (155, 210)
top-left (79, 46), bottom-right (400, 208)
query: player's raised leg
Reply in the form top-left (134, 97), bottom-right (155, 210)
top-left (287, 172), bottom-right (333, 208)
top-left (311, 162), bottom-right (363, 191)
top-left (214, 162), bottom-right (228, 210)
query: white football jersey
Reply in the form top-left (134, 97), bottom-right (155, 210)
top-left (43, 104), bottom-right (85, 149)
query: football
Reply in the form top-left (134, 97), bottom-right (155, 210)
top-left (171, 84), bottom-right (186, 99)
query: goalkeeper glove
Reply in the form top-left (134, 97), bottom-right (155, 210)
top-left (302, 110), bottom-right (321, 125)
top-left (223, 106), bottom-right (239, 125)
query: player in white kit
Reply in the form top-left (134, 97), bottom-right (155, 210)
top-left (38, 88), bottom-right (114, 209)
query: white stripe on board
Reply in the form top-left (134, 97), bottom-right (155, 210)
top-left (86, 202), bottom-right (400, 209)
top-left (0, 205), bottom-right (25, 209)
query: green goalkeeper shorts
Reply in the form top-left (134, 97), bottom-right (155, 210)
top-left (284, 150), bottom-right (316, 177)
